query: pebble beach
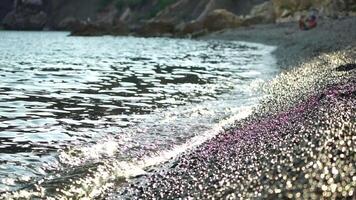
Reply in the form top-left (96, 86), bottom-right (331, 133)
top-left (109, 17), bottom-right (356, 199)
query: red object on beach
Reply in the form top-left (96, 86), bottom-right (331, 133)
top-left (299, 15), bottom-right (317, 30)
top-left (308, 19), bottom-right (317, 29)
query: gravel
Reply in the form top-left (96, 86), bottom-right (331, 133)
top-left (108, 17), bottom-right (356, 199)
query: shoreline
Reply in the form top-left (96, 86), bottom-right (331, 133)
top-left (201, 16), bottom-right (356, 69)
top-left (110, 17), bottom-right (356, 199)
top-left (0, 17), bottom-right (354, 199)
top-left (1, 16), bottom-right (354, 70)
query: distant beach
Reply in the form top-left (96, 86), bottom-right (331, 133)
top-left (203, 16), bottom-right (356, 69)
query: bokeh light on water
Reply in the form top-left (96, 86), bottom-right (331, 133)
top-left (0, 31), bottom-right (278, 196)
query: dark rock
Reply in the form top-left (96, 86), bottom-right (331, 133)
top-left (3, 10), bottom-right (47, 30)
top-left (201, 9), bottom-right (243, 32)
top-left (189, 29), bottom-right (209, 38)
top-left (336, 63), bottom-right (356, 71)
top-left (0, 0), bottom-right (14, 22)
top-left (176, 9), bottom-right (248, 37)
top-left (70, 22), bottom-right (106, 36)
top-left (176, 9), bottom-right (244, 37)
top-left (178, 20), bottom-right (204, 35)
top-left (111, 21), bottom-right (129, 35)
top-left (70, 22), bottom-right (99, 36)
top-left (1, 0), bottom-right (49, 30)
top-left (70, 19), bottom-right (128, 36)
top-left (137, 20), bottom-right (176, 37)
top-left (57, 17), bottom-right (81, 31)
top-left (241, 16), bottom-right (266, 26)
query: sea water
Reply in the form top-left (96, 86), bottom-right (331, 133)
top-left (0, 31), bottom-right (278, 198)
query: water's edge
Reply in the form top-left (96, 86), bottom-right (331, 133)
top-left (0, 32), bottom-right (278, 199)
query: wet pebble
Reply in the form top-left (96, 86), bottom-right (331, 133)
top-left (112, 48), bottom-right (356, 199)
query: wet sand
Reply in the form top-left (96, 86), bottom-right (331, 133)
top-left (110, 17), bottom-right (356, 199)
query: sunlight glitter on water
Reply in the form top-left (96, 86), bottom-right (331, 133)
top-left (0, 31), bottom-right (278, 198)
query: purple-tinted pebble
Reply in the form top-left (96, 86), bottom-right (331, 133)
top-left (110, 50), bottom-right (356, 200)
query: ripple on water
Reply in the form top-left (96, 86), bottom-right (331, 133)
top-left (0, 32), bottom-right (278, 197)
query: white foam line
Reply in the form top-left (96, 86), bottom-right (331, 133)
top-left (122, 105), bottom-right (253, 177)
top-left (9, 105), bottom-right (252, 199)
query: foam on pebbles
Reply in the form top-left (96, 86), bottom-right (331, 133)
top-left (112, 48), bottom-right (356, 199)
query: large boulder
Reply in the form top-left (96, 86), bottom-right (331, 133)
top-left (201, 9), bottom-right (243, 32)
top-left (70, 22), bottom-right (104, 36)
top-left (249, 1), bottom-right (275, 24)
top-left (176, 9), bottom-right (245, 36)
top-left (272, 0), bottom-right (308, 18)
top-left (137, 20), bottom-right (176, 37)
top-left (177, 20), bottom-right (204, 35)
top-left (70, 19), bottom-right (128, 36)
top-left (240, 16), bottom-right (266, 27)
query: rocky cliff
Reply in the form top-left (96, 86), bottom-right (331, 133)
top-left (272, 0), bottom-right (356, 22)
top-left (153, 0), bottom-right (267, 23)
top-left (0, 0), bottom-right (270, 31)
top-left (1, 0), bottom-right (355, 34)
top-left (1, 0), bottom-right (104, 30)
top-left (0, 0), bottom-right (14, 24)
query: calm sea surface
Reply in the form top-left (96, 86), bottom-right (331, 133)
top-left (0, 31), bottom-right (278, 198)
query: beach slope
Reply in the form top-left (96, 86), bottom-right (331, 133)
top-left (110, 17), bottom-right (356, 199)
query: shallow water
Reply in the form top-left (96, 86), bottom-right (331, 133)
top-left (0, 31), bottom-right (278, 198)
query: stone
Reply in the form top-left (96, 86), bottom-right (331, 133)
top-left (70, 19), bottom-right (128, 36)
top-left (241, 16), bottom-right (266, 27)
top-left (70, 22), bottom-right (102, 36)
top-left (178, 20), bottom-right (204, 35)
top-left (137, 20), bottom-right (175, 37)
top-left (111, 19), bottom-right (129, 35)
top-left (189, 29), bottom-right (208, 38)
top-left (335, 63), bottom-right (356, 72)
top-left (272, 0), bottom-right (298, 18)
top-left (281, 9), bottom-right (292, 18)
top-left (249, 1), bottom-right (276, 23)
top-left (2, 10), bottom-right (47, 30)
top-left (201, 9), bottom-right (243, 32)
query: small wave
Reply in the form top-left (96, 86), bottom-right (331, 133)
top-left (1, 106), bottom-right (253, 199)
top-left (0, 32), bottom-right (278, 198)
